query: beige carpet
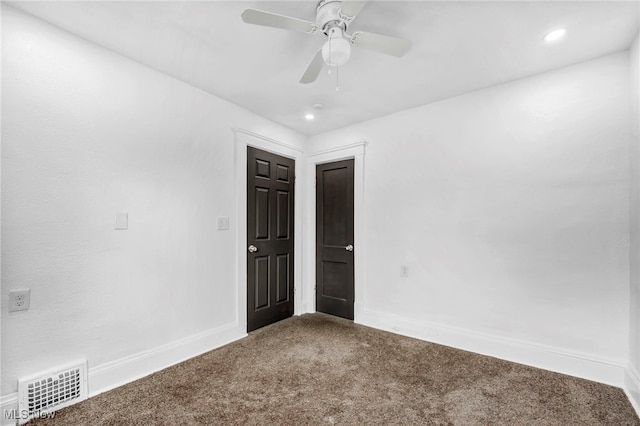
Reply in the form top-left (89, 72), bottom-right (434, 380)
top-left (29, 313), bottom-right (639, 425)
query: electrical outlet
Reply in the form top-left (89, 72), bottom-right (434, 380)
top-left (9, 289), bottom-right (30, 312)
top-left (400, 266), bottom-right (409, 278)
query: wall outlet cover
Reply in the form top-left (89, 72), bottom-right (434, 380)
top-left (9, 289), bottom-right (31, 312)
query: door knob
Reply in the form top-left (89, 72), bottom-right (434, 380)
top-left (248, 244), bottom-right (258, 253)
top-left (345, 244), bottom-right (354, 252)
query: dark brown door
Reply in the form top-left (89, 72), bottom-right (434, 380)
top-left (316, 159), bottom-right (354, 320)
top-left (247, 147), bottom-right (295, 332)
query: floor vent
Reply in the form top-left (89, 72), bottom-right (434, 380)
top-left (17, 360), bottom-right (88, 424)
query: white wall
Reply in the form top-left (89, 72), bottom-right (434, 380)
top-left (309, 53), bottom-right (631, 377)
top-left (628, 30), bottom-right (640, 410)
top-left (1, 5), bottom-right (304, 398)
top-left (2, 1), bottom-right (637, 416)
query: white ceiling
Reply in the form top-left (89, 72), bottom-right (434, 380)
top-left (8, 1), bottom-right (640, 135)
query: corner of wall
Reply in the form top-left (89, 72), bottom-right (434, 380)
top-left (625, 364), bottom-right (640, 417)
top-left (629, 29), bottom-right (640, 415)
top-left (624, 365), bottom-right (640, 416)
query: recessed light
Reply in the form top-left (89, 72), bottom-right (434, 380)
top-left (544, 28), bottom-right (566, 42)
top-left (305, 113), bottom-right (314, 120)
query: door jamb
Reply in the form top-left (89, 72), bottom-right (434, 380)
top-left (305, 141), bottom-right (366, 322)
top-left (233, 128), bottom-right (304, 332)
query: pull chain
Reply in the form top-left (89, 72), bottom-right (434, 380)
top-left (328, 35), bottom-right (332, 75)
top-left (325, 28), bottom-right (341, 90)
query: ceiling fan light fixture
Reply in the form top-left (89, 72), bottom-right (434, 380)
top-left (322, 28), bottom-right (351, 67)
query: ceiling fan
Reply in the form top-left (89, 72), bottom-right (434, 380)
top-left (241, 0), bottom-right (412, 84)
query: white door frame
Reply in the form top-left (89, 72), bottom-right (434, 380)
top-left (233, 128), bottom-right (305, 331)
top-left (305, 141), bottom-right (367, 321)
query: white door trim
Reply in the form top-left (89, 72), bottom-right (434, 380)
top-left (233, 128), bottom-right (305, 331)
top-left (305, 141), bottom-right (367, 321)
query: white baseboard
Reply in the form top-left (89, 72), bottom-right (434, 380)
top-left (357, 308), bottom-right (627, 388)
top-left (89, 321), bottom-right (245, 397)
top-left (1, 321), bottom-right (246, 426)
top-left (1, 394), bottom-right (18, 426)
top-left (625, 365), bottom-right (640, 417)
top-left (354, 302), bottom-right (365, 322)
top-left (3, 312), bottom-right (635, 421)
top-left (297, 303), bottom-right (309, 315)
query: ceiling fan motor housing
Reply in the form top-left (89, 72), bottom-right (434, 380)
top-left (316, 0), bottom-right (348, 34)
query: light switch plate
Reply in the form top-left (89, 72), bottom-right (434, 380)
top-left (115, 212), bottom-right (128, 230)
top-left (217, 216), bottom-right (229, 230)
top-left (401, 266), bottom-right (409, 278)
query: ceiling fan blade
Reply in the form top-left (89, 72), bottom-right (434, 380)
top-left (340, 1), bottom-right (368, 18)
top-left (241, 9), bottom-right (318, 34)
top-left (299, 49), bottom-right (325, 84)
top-left (351, 31), bottom-right (411, 57)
